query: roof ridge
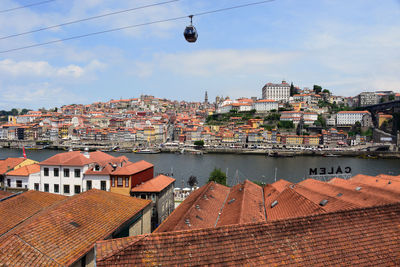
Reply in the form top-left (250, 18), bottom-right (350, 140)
top-left (14, 234), bottom-right (63, 266)
top-left (285, 187), bottom-right (327, 212)
top-left (154, 182), bottom-right (212, 232)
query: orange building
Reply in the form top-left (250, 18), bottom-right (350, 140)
top-left (110, 160), bottom-right (154, 196)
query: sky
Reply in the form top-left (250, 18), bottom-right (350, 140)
top-left (0, 0), bottom-right (399, 110)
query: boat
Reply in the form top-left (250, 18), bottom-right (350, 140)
top-left (135, 148), bottom-right (161, 154)
top-left (323, 153), bottom-right (341, 157)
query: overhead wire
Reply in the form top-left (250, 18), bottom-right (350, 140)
top-left (0, 0), bottom-right (275, 54)
top-left (0, 0), bottom-right (180, 40)
top-left (0, 0), bottom-right (57, 14)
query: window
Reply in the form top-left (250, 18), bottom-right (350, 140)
top-left (54, 168), bottom-right (59, 177)
top-left (125, 177), bottom-right (129, 187)
top-left (34, 183), bottom-right (39, 191)
top-left (44, 184), bottom-right (49, 192)
top-left (117, 177), bottom-right (123, 187)
top-left (141, 194), bottom-right (146, 199)
top-left (101, 181), bottom-right (106, 191)
top-left (44, 168), bottom-right (49, 176)
top-left (87, 180), bottom-right (92, 190)
top-left (111, 177), bottom-right (115, 187)
top-left (74, 185), bottom-right (81, 194)
top-left (64, 184), bottom-right (70, 194)
top-left (74, 169), bottom-right (80, 178)
top-left (6, 179), bottom-right (10, 187)
top-left (16, 180), bottom-right (22, 188)
top-left (94, 165), bottom-right (100, 171)
top-left (54, 184), bottom-right (59, 193)
top-left (64, 168), bottom-right (70, 177)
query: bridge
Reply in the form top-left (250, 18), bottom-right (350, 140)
top-left (364, 100), bottom-right (400, 135)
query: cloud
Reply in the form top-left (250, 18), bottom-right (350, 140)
top-left (0, 83), bottom-right (86, 109)
top-left (135, 49), bottom-right (300, 77)
top-left (0, 59), bottom-right (106, 78)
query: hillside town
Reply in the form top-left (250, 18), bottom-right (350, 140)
top-left (1, 81), bottom-right (400, 153)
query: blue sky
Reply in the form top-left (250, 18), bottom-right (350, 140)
top-left (0, 0), bottom-right (399, 109)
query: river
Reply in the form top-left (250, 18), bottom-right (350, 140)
top-left (1, 148), bottom-right (399, 187)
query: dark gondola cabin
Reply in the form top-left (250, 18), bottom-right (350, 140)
top-left (184, 15), bottom-right (198, 43)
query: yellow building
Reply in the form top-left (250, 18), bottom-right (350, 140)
top-left (286, 135), bottom-right (303, 145)
top-left (378, 114), bottom-right (392, 127)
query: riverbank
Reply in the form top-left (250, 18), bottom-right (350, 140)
top-left (1, 140), bottom-right (399, 159)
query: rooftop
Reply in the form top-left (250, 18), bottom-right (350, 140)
top-left (96, 202), bottom-right (400, 266)
top-left (0, 189), bottom-right (151, 266)
top-left (131, 175), bottom-right (175, 193)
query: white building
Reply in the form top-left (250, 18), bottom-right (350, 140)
top-left (254, 99), bottom-right (278, 112)
top-left (336, 111), bottom-right (371, 126)
top-left (37, 150), bottom-right (128, 196)
top-left (262, 81), bottom-right (290, 102)
top-left (5, 164), bottom-right (40, 190)
top-left (303, 112), bottom-right (318, 125)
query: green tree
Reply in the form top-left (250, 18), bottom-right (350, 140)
top-left (290, 82), bottom-right (296, 96)
top-left (208, 168), bottom-right (227, 186)
top-left (194, 140), bottom-right (205, 148)
top-left (322, 89), bottom-right (331, 95)
top-left (10, 108), bottom-right (18, 115)
top-left (278, 121), bottom-right (294, 129)
top-left (389, 95), bottom-right (395, 101)
top-left (313, 85), bottom-right (322, 94)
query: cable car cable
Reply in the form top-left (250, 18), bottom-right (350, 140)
top-left (0, 0), bottom-right (57, 14)
top-left (0, 0), bottom-right (275, 54)
top-left (0, 0), bottom-right (180, 40)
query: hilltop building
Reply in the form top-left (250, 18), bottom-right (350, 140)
top-left (262, 80), bottom-right (290, 101)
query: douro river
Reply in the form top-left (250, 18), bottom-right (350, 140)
top-left (1, 148), bottom-right (399, 187)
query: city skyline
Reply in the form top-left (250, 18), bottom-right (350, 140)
top-left (0, 0), bottom-right (399, 110)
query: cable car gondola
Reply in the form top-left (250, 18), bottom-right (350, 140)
top-left (184, 15), bottom-right (198, 43)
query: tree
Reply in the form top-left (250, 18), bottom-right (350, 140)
top-left (278, 121), bottom-right (294, 129)
top-left (290, 82), bottom-right (296, 96)
top-left (208, 167), bottom-right (227, 186)
top-left (322, 89), bottom-right (331, 95)
top-left (194, 140), bottom-right (204, 148)
top-left (10, 108), bottom-right (18, 116)
top-left (313, 85), bottom-right (322, 94)
top-left (187, 175), bottom-right (198, 187)
top-left (389, 95), bottom-right (395, 101)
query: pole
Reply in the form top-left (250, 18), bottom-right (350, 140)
top-left (274, 167), bottom-right (277, 183)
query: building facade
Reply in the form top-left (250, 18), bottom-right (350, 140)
top-left (262, 81), bottom-right (290, 101)
top-left (131, 174), bottom-right (175, 230)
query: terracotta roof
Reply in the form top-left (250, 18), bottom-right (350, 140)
top-left (266, 187), bottom-right (324, 221)
top-left (216, 180), bottom-right (265, 226)
top-left (6, 164), bottom-right (40, 176)
top-left (0, 158), bottom-right (26, 174)
top-left (292, 184), bottom-right (358, 212)
top-left (330, 176), bottom-right (400, 201)
top-left (39, 151), bottom-right (93, 166)
top-left (0, 190), bottom-right (66, 236)
top-left (299, 178), bottom-right (395, 207)
top-left (96, 203), bottom-right (400, 266)
top-left (0, 190), bottom-right (13, 199)
top-left (155, 182), bottom-right (230, 233)
top-left (0, 189), bottom-right (151, 266)
top-left (131, 175), bottom-right (175, 193)
top-left (111, 160), bottom-right (153, 176)
top-left (271, 179), bottom-right (292, 192)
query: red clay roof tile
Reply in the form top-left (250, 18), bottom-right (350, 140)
top-left (131, 175), bottom-right (175, 193)
top-left (96, 203), bottom-right (400, 266)
top-left (0, 189), bottom-right (151, 266)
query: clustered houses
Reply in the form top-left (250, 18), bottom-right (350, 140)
top-left (0, 84), bottom-right (397, 148)
top-left (0, 150), bottom-right (176, 231)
